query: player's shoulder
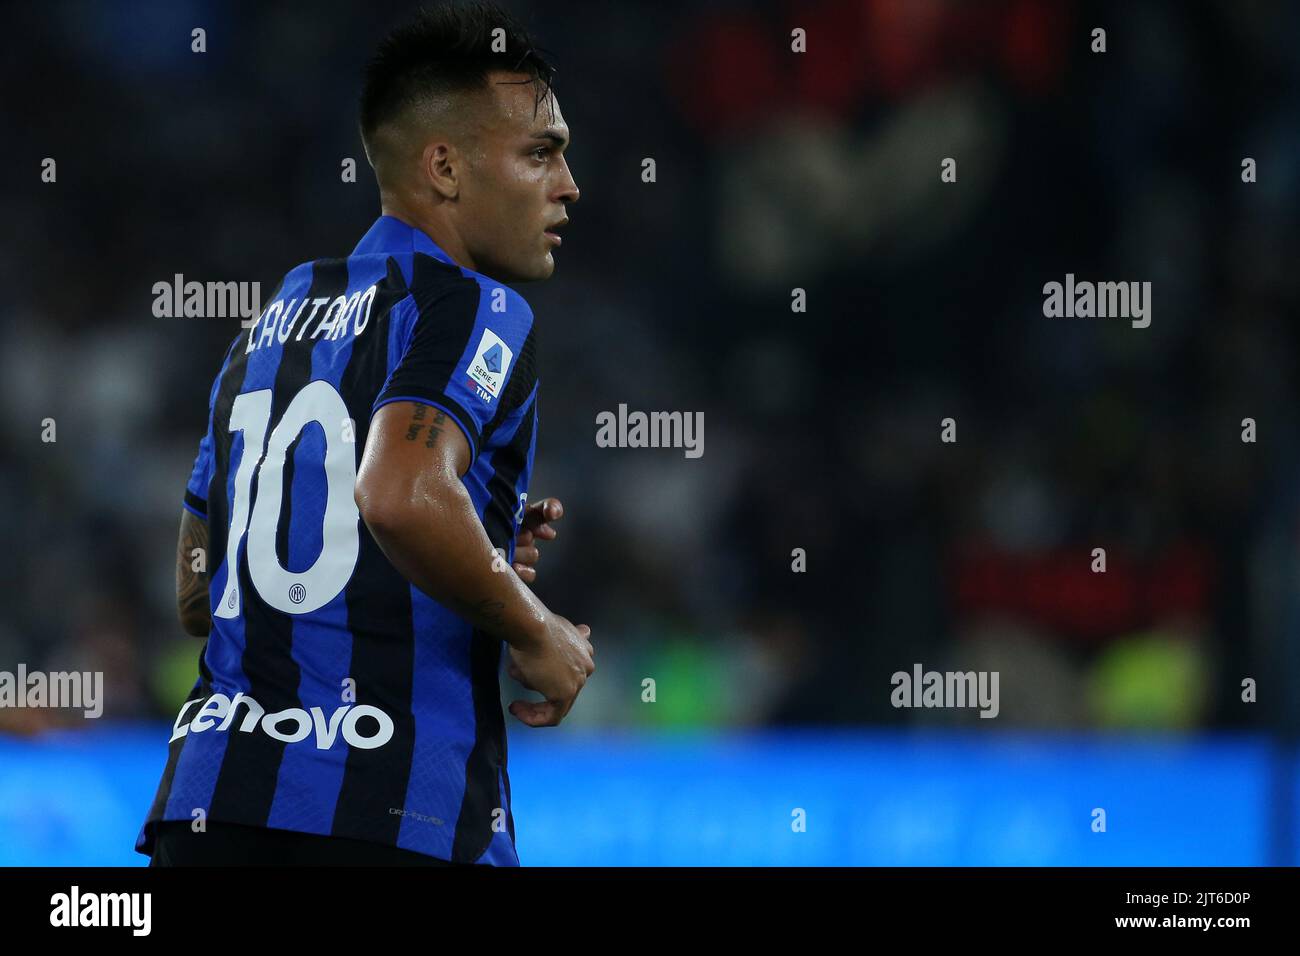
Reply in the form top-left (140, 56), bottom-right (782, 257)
top-left (404, 251), bottom-right (534, 329)
top-left (278, 258), bottom-right (322, 289)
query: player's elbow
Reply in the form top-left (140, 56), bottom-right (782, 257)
top-left (178, 606), bottom-right (211, 637)
top-left (354, 478), bottom-right (411, 541)
top-left (355, 471), bottom-right (459, 542)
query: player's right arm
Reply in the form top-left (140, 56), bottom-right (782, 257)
top-left (355, 399), bottom-right (594, 726)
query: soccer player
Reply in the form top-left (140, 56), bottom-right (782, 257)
top-left (138, 2), bottom-right (591, 866)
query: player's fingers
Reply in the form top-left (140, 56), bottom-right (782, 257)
top-left (575, 623), bottom-right (591, 639)
top-left (509, 699), bottom-right (560, 727)
top-left (547, 690), bottom-right (579, 724)
top-left (523, 499), bottom-right (562, 537)
top-left (508, 699), bottom-right (536, 721)
top-left (513, 545), bottom-right (539, 566)
top-left (515, 528), bottom-right (534, 548)
top-left (508, 700), bottom-right (541, 724)
top-left (526, 497), bottom-right (563, 521)
top-left (520, 521), bottom-right (556, 541)
top-left (551, 690), bottom-right (582, 724)
top-left (513, 563), bottom-right (537, 584)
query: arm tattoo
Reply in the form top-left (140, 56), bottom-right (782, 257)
top-left (425, 409), bottom-right (447, 449)
top-left (402, 404), bottom-right (448, 449)
top-left (404, 403), bottom-right (427, 441)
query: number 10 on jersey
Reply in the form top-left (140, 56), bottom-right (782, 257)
top-left (215, 382), bottom-right (361, 618)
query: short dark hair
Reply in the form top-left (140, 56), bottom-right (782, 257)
top-left (359, 1), bottom-right (555, 149)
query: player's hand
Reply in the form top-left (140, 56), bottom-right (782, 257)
top-left (506, 610), bottom-right (593, 727)
top-left (512, 497), bottom-right (563, 584)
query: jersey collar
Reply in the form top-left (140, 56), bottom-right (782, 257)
top-left (352, 215), bottom-right (458, 266)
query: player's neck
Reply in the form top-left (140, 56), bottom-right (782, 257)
top-left (379, 204), bottom-right (477, 272)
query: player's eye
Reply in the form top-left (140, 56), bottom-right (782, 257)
top-left (532, 147), bottom-right (549, 161)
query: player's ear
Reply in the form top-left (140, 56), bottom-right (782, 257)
top-left (423, 141), bottom-right (460, 200)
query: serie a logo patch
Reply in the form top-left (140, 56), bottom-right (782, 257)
top-left (466, 328), bottom-right (513, 401)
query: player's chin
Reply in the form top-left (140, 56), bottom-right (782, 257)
top-left (509, 241), bottom-right (558, 281)
top-left (526, 251), bottom-right (556, 281)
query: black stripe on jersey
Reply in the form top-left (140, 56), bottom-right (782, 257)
top-left (329, 257), bottom-right (421, 846)
top-left (208, 259), bottom-right (350, 826)
top-left (481, 397), bottom-right (538, 555)
top-left (374, 252), bottom-right (484, 457)
top-left (452, 398), bottom-right (537, 862)
top-left (501, 763), bottom-right (515, 844)
top-left (184, 490), bottom-right (208, 518)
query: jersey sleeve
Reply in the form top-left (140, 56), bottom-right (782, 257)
top-left (373, 274), bottom-right (535, 461)
top-left (182, 430), bottom-right (214, 518)
top-left (182, 336), bottom-right (238, 519)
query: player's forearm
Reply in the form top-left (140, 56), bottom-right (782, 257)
top-left (358, 482), bottom-right (548, 649)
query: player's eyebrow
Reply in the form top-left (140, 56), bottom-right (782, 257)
top-left (528, 128), bottom-right (569, 150)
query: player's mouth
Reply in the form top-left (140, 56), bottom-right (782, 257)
top-left (544, 217), bottom-right (568, 246)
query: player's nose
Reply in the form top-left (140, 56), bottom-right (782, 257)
top-left (556, 157), bottom-right (579, 205)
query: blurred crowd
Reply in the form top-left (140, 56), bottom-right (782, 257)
top-left (2, 0), bottom-right (1298, 734)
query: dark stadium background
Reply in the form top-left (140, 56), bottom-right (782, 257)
top-left (2, 0), bottom-right (1299, 864)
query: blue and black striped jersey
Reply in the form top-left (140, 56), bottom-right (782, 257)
top-left (136, 216), bottom-right (538, 865)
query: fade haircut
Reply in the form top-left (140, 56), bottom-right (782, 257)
top-left (359, 1), bottom-right (556, 166)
